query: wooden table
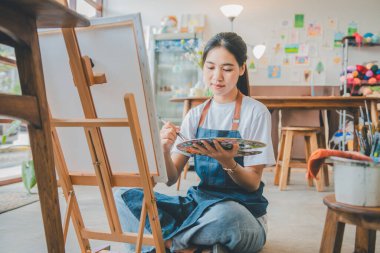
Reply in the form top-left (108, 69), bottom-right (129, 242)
top-left (0, 1), bottom-right (89, 252)
top-left (171, 96), bottom-right (380, 150)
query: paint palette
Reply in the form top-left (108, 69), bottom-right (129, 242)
top-left (176, 137), bottom-right (265, 157)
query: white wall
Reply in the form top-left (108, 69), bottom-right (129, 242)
top-left (103, 0), bottom-right (380, 86)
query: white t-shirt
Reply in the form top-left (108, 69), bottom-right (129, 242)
top-left (172, 96), bottom-right (276, 167)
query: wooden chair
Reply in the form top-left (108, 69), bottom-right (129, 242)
top-left (320, 194), bottom-right (380, 253)
top-left (0, 1), bottom-right (89, 252)
top-left (274, 126), bottom-right (329, 191)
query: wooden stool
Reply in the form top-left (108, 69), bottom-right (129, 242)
top-left (0, 1), bottom-right (89, 252)
top-left (274, 126), bottom-right (329, 191)
top-left (320, 194), bottom-right (380, 253)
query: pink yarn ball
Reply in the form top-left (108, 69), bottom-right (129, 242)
top-left (366, 70), bottom-right (374, 77)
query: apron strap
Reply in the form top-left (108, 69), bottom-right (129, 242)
top-left (232, 91), bottom-right (243, 131)
top-left (197, 91), bottom-right (244, 130)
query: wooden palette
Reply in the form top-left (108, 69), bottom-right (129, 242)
top-left (176, 137), bottom-right (265, 157)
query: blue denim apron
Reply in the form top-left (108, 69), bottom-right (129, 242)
top-left (122, 92), bottom-right (268, 240)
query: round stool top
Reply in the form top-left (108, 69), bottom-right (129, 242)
top-left (281, 126), bottom-right (321, 132)
top-left (323, 194), bottom-right (380, 217)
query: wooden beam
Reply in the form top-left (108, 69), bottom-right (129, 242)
top-left (0, 93), bottom-right (41, 128)
top-left (0, 176), bottom-right (22, 186)
top-left (68, 171), bottom-right (156, 187)
top-left (51, 118), bottom-right (129, 127)
top-left (0, 55), bottom-right (16, 67)
top-left (81, 229), bottom-right (155, 245)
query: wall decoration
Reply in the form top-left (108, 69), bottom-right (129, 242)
top-left (248, 59), bottom-right (256, 71)
top-left (289, 30), bottom-right (300, 43)
top-left (280, 19), bottom-right (291, 28)
top-left (295, 56), bottom-right (309, 65)
top-left (347, 21), bottom-right (358, 36)
top-left (307, 22), bottom-right (322, 37)
top-left (334, 32), bottom-right (345, 48)
top-left (268, 65), bottom-right (281, 78)
top-left (284, 43), bottom-right (299, 54)
top-left (283, 56), bottom-right (291, 66)
top-left (304, 70), bottom-right (312, 82)
top-left (258, 56), bottom-right (269, 66)
top-left (298, 43), bottom-right (309, 56)
top-left (294, 14), bottom-right (304, 28)
top-left (322, 31), bottom-right (334, 49)
top-left (333, 55), bottom-right (342, 65)
top-left (327, 17), bottom-right (338, 29)
top-left (315, 61), bottom-right (324, 74)
top-left (274, 43), bottom-right (281, 54)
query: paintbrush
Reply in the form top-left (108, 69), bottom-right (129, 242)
top-left (160, 119), bottom-right (187, 141)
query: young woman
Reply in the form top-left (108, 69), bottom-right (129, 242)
top-left (115, 32), bottom-right (275, 253)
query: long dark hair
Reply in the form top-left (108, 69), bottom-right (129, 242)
top-left (202, 32), bottom-right (250, 96)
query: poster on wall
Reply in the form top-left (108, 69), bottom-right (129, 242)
top-left (307, 22), bottom-right (322, 37)
top-left (304, 70), bottom-right (312, 82)
top-left (284, 44), bottom-right (299, 54)
top-left (268, 65), bottom-right (281, 78)
top-left (334, 32), bottom-right (344, 48)
top-left (295, 56), bottom-right (309, 65)
top-left (294, 14), bottom-right (304, 28)
top-left (327, 17), bottom-right (338, 29)
top-left (298, 43), bottom-right (309, 56)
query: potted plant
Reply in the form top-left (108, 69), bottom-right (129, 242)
top-left (0, 120), bottom-right (35, 193)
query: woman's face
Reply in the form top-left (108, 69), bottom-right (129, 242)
top-left (203, 46), bottom-right (245, 97)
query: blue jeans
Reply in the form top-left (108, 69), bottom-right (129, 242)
top-left (114, 188), bottom-right (266, 253)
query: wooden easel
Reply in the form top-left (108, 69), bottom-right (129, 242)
top-left (49, 1), bottom-right (165, 252)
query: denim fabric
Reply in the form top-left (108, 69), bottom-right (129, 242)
top-left (115, 123), bottom-right (268, 252)
top-left (114, 188), bottom-right (154, 253)
top-left (171, 201), bottom-right (266, 252)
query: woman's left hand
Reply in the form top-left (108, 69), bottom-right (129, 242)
top-left (193, 140), bottom-right (239, 166)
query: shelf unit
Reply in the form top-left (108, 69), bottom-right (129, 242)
top-left (342, 36), bottom-right (380, 95)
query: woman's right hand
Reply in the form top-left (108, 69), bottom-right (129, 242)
top-left (160, 121), bottom-right (180, 153)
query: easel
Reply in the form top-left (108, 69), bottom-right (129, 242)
top-left (49, 1), bottom-right (165, 252)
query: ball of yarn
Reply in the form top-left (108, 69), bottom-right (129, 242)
top-left (366, 63), bottom-right (374, 70)
top-left (356, 65), bottom-right (366, 73)
top-left (366, 70), bottom-right (374, 78)
top-left (361, 87), bottom-right (373, 96)
top-left (376, 74), bottom-right (380, 80)
top-left (353, 78), bottom-right (361, 85)
top-left (347, 66), bottom-right (356, 72)
top-left (369, 77), bottom-right (377, 84)
top-left (372, 35), bottom-right (380, 44)
top-left (371, 65), bottom-right (379, 73)
top-left (352, 70), bottom-right (359, 77)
